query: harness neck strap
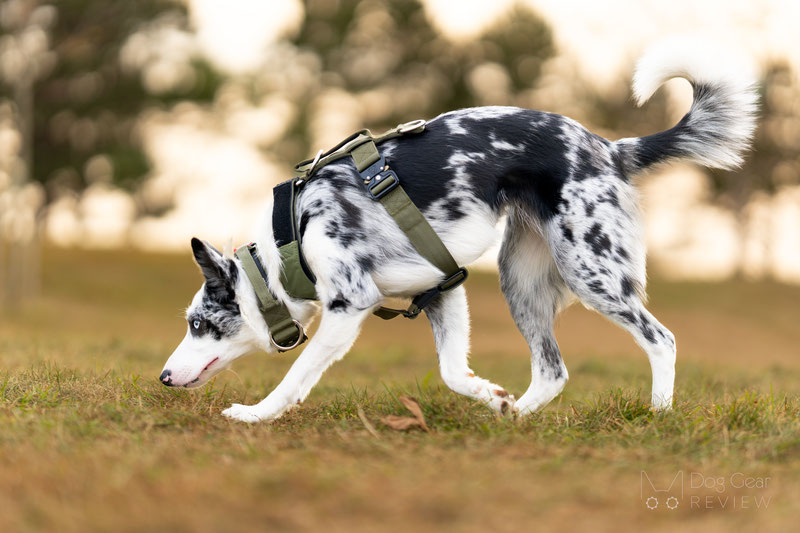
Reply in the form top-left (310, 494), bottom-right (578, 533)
top-left (235, 244), bottom-right (306, 352)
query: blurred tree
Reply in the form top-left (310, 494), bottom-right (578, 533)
top-left (277, 0), bottom-right (554, 163)
top-left (0, 0), bottom-right (224, 306)
top-left (708, 63), bottom-right (800, 275)
top-left (0, 0), bottom-right (223, 200)
top-left (710, 67), bottom-right (798, 212)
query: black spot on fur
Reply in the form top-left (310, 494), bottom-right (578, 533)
top-left (356, 255), bottom-right (374, 272)
top-left (574, 146), bottom-right (600, 179)
top-left (621, 276), bottom-right (635, 297)
top-left (583, 223), bottom-right (612, 255)
top-left (540, 336), bottom-right (564, 379)
top-left (441, 197), bottom-right (466, 221)
top-left (204, 320), bottom-right (224, 341)
top-left (587, 279), bottom-right (606, 295)
top-left (328, 297), bottom-right (351, 312)
top-left (298, 211), bottom-right (312, 237)
top-left (325, 220), bottom-right (339, 240)
top-left (601, 189), bottom-right (620, 208)
top-left (561, 224), bottom-right (574, 243)
top-left (616, 246), bottom-right (629, 260)
top-left (638, 311), bottom-right (656, 343)
top-left (617, 310), bottom-right (636, 325)
top-left (335, 192), bottom-right (363, 230)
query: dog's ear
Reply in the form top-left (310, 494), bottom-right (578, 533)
top-left (191, 237), bottom-right (236, 302)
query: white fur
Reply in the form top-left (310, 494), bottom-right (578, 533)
top-left (631, 36), bottom-right (759, 170)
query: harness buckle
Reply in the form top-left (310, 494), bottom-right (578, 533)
top-left (437, 268), bottom-right (468, 292)
top-left (402, 268), bottom-right (469, 319)
top-left (367, 169), bottom-right (400, 199)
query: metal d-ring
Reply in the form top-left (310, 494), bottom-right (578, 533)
top-left (306, 149), bottom-right (324, 178)
top-left (270, 320), bottom-right (305, 352)
top-left (397, 119), bottom-right (426, 134)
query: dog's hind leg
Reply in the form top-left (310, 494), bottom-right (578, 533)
top-left (547, 178), bottom-right (676, 410)
top-left (425, 285), bottom-right (515, 414)
top-left (498, 208), bottom-right (571, 415)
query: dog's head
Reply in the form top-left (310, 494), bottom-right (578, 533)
top-left (160, 235), bottom-right (318, 389)
top-left (159, 238), bottom-right (259, 388)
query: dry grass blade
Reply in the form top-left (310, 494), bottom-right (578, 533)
top-left (380, 396), bottom-right (429, 432)
top-left (356, 404), bottom-right (381, 439)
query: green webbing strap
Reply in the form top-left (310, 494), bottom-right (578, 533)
top-left (235, 245), bottom-right (306, 351)
top-left (293, 120), bottom-right (426, 179)
top-left (367, 156), bottom-right (459, 275)
top-left (288, 119), bottom-right (467, 321)
top-left (370, 182), bottom-right (467, 319)
top-left (294, 121), bottom-right (466, 320)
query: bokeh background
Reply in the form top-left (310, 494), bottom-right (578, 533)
top-left (2, 3), bottom-right (800, 531)
top-left (1, 0), bottom-right (800, 305)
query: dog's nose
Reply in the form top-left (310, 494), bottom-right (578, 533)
top-left (159, 369), bottom-right (173, 386)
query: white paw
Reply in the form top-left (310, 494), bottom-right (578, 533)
top-left (487, 389), bottom-right (516, 416)
top-left (515, 399), bottom-right (545, 416)
top-left (222, 404), bottom-right (263, 423)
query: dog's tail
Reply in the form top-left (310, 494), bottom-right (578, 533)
top-left (614, 38), bottom-right (759, 175)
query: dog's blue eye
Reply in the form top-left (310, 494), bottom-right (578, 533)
top-left (193, 320), bottom-right (201, 329)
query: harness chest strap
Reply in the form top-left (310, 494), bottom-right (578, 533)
top-left (343, 134), bottom-right (468, 319)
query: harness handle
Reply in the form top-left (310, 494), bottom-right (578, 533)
top-left (293, 120), bottom-right (427, 180)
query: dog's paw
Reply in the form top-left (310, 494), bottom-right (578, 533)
top-left (222, 404), bottom-right (263, 423)
top-left (489, 389), bottom-right (516, 416)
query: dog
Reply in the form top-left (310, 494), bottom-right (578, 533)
top-left (159, 40), bottom-right (757, 422)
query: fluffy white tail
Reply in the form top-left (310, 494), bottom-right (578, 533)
top-left (616, 38), bottom-right (759, 173)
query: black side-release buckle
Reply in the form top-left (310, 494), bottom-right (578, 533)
top-left (437, 268), bottom-right (468, 292)
top-left (405, 268), bottom-right (469, 319)
top-left (359, 154), bottom-right (400, 200)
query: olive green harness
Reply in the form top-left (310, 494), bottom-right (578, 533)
top-left (235, 120), bottom-right (467, 351)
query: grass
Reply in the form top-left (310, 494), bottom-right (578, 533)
top-left (1, 247), bottom-right (800, 532)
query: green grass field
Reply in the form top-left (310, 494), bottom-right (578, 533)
top-left (2, 247), bottom-right (799, 532)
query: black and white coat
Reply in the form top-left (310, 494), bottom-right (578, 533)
top-left (161, 39), bottom-right (757, 423)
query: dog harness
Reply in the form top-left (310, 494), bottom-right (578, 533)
top-left (235, 120), bottom-right (468, 352)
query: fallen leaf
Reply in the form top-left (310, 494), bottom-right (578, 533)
top-left (379, 396), bottom-right (429, 432)
top-left (380, 415), bottom-right (423, 431)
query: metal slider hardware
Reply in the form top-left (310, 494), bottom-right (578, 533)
top-left (397, 119), bottom-right (427, 134)
top-left (303, 149), bottom-right (324, 180)
top-left (367, 167), bottom-right (400, 199)
top-left (270, 320), bottom-right (306, 352)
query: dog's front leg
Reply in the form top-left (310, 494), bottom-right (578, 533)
top-left (222, 307), bottom-right (370, 423)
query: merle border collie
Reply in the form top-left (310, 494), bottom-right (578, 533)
top-left (160, 39), bottom-right (757, 422)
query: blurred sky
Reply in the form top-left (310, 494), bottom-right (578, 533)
top-left (5, 0), bottom-right (800, 283)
